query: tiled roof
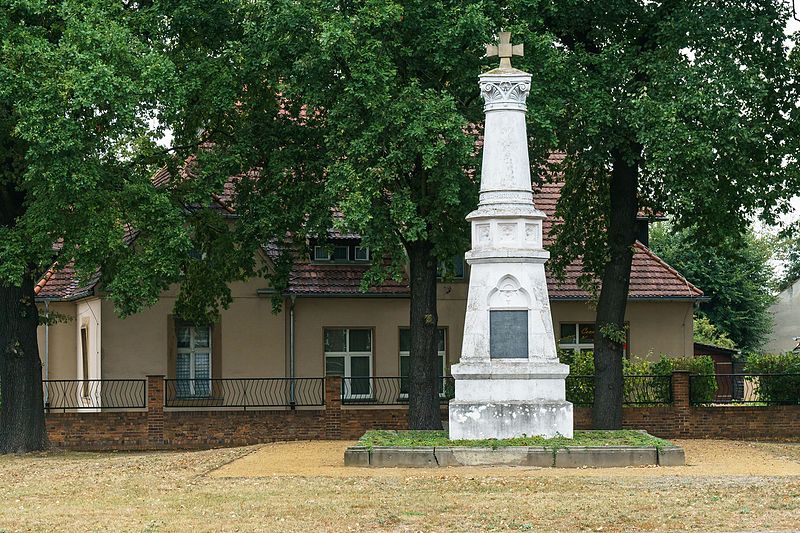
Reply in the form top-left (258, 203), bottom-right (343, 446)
top-left (34, 262), bottom-right (98, 300)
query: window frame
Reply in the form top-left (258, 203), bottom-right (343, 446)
top-left (558, 322), bottom-right (629, 357)
top-left (176, 324), bottom-right (213, 398)
top-left (324, 327), bottom-right (374, 400)
top-left (354, 246), bottom-right (370, 262)
top-left (398, 327), bottom-right (448, 398)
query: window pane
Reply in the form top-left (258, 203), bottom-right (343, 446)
top-left (194, 353), bottom-right (210, 379)
top-left (348, 329), bottom-right (372, 352)
top-left (193, 326), bottom-right (210, 348)
top-left (453, 256), bottom-right (465, 278)
top-left (177, 326), bottom-right (191, 348)
top-left (325, 356), bottom-right (345, 376)
top-left (559, 323), bottom-right (577, 344)
top-left (332, 245), bottom-right (349, 261)
top-left (314, 246), bottom-right (329, 261)
top-left (324, 329), bottom-right (347, 352)
top-left (350, 356), bottom-right (371, 378)
top-left (578, 323), bottom-right (596, 344)
top-left (354, 246), bottom-right (369, 261)
top-left (176, 354), bottom-right (191, 380)
top-left (490, 310), bottom-right (528, 359)
top-left (399, 329), bottom-right (410, 353)
top-left (439, 355), bottom-right (446, 377)
top-left (400, 355), bottom-right (410, 378)
top-left (437, 328), bottom-right (446, 352)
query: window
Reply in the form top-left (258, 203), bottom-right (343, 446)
top-left (325, 328), bottom-right (372, 398)
top-left (437, 255), bottom-right (466, 280)
top-left (313, 244), bottom-right (368, 262)
top-left (558, 323), bottom-right (595, 355)
top-left (399, 328), bottom-right (447, 397)
top-left (558, 323), bottom-right (629, 356)
top-left (80, 325), bottom-right (90, 398)
top-left (176, 325), bottom-right (212, 397)
top-left (354, 246), bottom-right (370, 261)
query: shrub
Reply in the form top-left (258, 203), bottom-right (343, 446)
top-left (652, 356), bottom-right (717, 404)
top-left (744, 353), bottom-right (800, 404)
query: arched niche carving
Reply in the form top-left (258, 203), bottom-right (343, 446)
top-left (488, 274), bottom-right (531, 309)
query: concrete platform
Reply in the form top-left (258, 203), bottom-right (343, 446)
top-left (344, 443), bottom-right (685, 468)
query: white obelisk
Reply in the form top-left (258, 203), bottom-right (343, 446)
top-left (448, 32), bottom-right (573, 439)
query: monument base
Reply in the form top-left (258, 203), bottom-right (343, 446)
top-left (449, 400), bottom-right (573, 440)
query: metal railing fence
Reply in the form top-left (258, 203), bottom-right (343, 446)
top-left (566, 374), bottom-right (673, 406)
top-left (163, 377), bottom-right (324, 408)
top-left (690, 373), bottom-right (800, 405)
top-left (43, 379), bottom-right (147, 411)
top-left (341, 376), bottom-right (455, 405)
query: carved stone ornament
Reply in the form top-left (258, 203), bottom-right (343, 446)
top-left (479, 78), bottom-right (531, 111)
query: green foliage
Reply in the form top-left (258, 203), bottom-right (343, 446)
top-left (559, 351), bottom-right (717, 404)
top-left (650, 223), bottom-right (776, 352)
top-left (745, 353), bottom-right (800, 405)
top-left (524, 2), bottom-right (800, 285)
top-left (775, 225), bottom-right (800, 291)
top-left (693, 316), bottom-right (736, 350)
top-left (652, 356), bottom-right (717, 404)
top-left (358, 429), bottom-right (673, 450)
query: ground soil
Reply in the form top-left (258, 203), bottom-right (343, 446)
top-left (1, 439), bottom-right (799, 532)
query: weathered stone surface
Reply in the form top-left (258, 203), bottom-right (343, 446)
top-left (657, 446), bottom-right (686, 466)
top-left (554, 446), bottom-right (658, 468)
top-left (449, 32), bottom-right (573, 440)
top-left (449, 401), bottom-right (573, 440)
top-left (369, 447), bottom-right (437, 468)
top-left (526, 447), bottom-right (555, 467)
top-left (343, 447), bottom-right (370, 467)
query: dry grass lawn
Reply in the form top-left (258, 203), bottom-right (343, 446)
top-left (1, 439), bottom-right (800, 532)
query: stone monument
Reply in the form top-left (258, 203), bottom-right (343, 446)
top-left (448, 32), bottom-right (573, 440)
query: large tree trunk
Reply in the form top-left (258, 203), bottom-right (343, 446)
top-left (0, 274), bottom-right (47, 453)
top-left (406, 240), bottom-right (442, 430)
top-left (592, 146), bottom-right (640, 429)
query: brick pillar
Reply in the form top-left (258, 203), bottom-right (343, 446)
top-left (147, 375), bottom-right (165, 447)
top-left (671, 371), bottom-right (691, 437)
top-left (324, 376), bottom-right (342, 439)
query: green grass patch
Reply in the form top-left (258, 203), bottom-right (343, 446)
top-left (358, 430), bottom-right (673, 450)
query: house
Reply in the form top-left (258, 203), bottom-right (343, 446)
top-left (34, 177), bottom-right (703, 408)
top-left (763, 277), bottom-right (800, 354)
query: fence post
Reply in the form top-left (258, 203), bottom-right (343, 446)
top-left (671, 370), bottom-right (691, 437)
top-left (146, 375), bottom-right (165, 448)
top-left (324, 376), bottom-right (342, 439)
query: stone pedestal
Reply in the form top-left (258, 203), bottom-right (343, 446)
top-left (448, 39), bottom-right (573, 440)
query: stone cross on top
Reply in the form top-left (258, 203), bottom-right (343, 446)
top-left (486, 31), bottom-right (523, 69)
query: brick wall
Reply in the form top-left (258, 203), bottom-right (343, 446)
top-left (45, 373), bottom-right (800, 451)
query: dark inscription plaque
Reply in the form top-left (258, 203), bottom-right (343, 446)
top-left (490, 310), bottom-right (528, 359)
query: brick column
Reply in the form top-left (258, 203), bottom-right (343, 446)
top-left (324, 376), bottom-right (342, 439)
top-left (147, 375), bottom-right (165, 447)
top-left (671, 371), bottom-right (691, 437)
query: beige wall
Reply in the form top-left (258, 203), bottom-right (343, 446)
top-left (550, 300), bottom-right (694, 359)
top-left (36, 301), bottom-right (78, 380)
top-left (764, 279), bottom-right (800, 354)
top-left (100, 275), bottom-right (286, 380)
top-left (40, 276), bottom-right (694, 379)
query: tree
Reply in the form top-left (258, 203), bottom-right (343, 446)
top-left (692, 316), bottom-right (736, 351)
top-left (650, 223), bottom-right (775, 352)
top-left (776, 226), bottom-right (800, 291)
top-left (250, 1), bottom-right (516, 428)
top-left (0, 1), bottom-right (259, 452)
top-left (510, 1), bottom-right (800, 427)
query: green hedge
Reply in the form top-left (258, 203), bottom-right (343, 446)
top-left (560, 352), bottom-right (717, 405)
top-left (744, 353), bottom-right (800, 405)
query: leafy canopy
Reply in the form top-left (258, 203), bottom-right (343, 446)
top-left (650, 223), bottom-right (775, 352)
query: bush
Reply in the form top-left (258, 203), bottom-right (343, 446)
top-left (744, 353), bottom-right (800, 404)
top-left (652, 356), bottom-right (717, 404)
top-left (559, 352), bottom-right (718, 405)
